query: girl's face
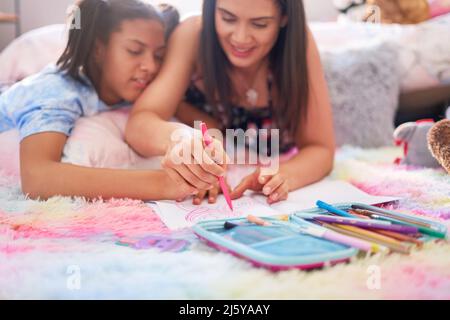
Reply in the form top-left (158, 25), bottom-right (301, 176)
top-left (94, 19), bottom-right (166, 105)
top-left (215, 0), bottom-right (286, 70)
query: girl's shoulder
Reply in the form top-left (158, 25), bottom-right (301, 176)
top-left (2, 64), bottom-right (97, 108)
top-left (15, 65), bottom-right (85, 92)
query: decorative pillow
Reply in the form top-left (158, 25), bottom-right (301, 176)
top-left (321, 42), bottom-right (401, 147)
top-left (62, 108), bottom-right (162, 170)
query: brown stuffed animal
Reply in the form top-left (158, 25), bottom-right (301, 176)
top-left (428, 119), bottom-right (450, 174)
top-left (366, 0), bottom-right (430, 24)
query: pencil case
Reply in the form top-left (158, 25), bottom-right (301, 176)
top-left (192, 202), bottom-right (447, 271)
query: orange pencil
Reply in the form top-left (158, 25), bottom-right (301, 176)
top-left (247, 215), bottom-right (272, 227)
top-left (371, 229), bottom-right (423, 247)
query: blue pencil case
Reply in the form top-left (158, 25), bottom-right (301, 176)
top-left (192, 202), bottom-right (447, 271)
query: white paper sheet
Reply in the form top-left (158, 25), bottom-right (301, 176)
top-left (150, 180), bottom-right (400, 230)
top-left (150, 196), bottom-right (279, 230)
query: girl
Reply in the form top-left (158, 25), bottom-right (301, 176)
top-left (0, 0), bottom-right (196, 201)
top-left (126, 0), bottom-right (335, 204)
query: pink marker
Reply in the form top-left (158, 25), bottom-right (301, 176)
top-left (200, 122), bottom-right (233, 212)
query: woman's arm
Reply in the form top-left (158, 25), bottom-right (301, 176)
top-left (20, 132), bottom-right (195, 200)
top-left (279, 28), bottom-right (335, 190)
top-left (125, 17), bottom-right (202, 157)
top-left (126, 17), bottom-right (227, 191)
top-left (175, 101), bottom-right (221, 130)
top-left (230, 28), bottom-right (335, 204)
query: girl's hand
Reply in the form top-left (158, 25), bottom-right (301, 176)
top-left (191, 179), bottom-right (232, 205)
top-left (230, 168), bottom-right (290, 204)
top-left (161, 129), bottom-right (228, 191)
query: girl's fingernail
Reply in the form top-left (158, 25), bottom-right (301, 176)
top-left (271, 193), bottom-right (278, 200)
top-left (263, 187), bottom-right (271, 195)
top-left (209, 197), bottom-right (214, 202)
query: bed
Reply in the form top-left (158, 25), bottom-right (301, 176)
top-left (0, 146), bottom-right (449, 299)
top-left (1, 17), bottom-right (450, 299)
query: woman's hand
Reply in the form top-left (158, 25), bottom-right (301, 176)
top-left (161, 129), bottom-right (228, 192)
top-left (191, 179), bottom-right (232, 205)
top-left (230, 167), bottom-right (290, 204)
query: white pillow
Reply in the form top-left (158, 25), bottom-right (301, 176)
top-left (0, 24), bottom-right (67, 86)
top-left (62, 108), bottom-right (163, 170)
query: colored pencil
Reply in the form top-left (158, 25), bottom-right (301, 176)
top-left (302, 215), bottom-right (419, 234)
top-left (320, 222), bottom-right (411, 254)
top-left (316, 200), bottom-right (355, 218)
top-left (200, 122), bottom-right (233, 211)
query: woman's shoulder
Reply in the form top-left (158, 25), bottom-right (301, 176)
top-left (180, 15), bottom-right (202, 32)
top-left (164, 15), bottom-right (203, 70)
top-left (170, 15), bottom-right (202, 44)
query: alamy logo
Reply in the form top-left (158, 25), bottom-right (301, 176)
top-left (66, 265), bottom-right (81, 291)
top-left (169, 121), bottom-right (280, 174)
top-left (66, 5), bottom-right (81, 30)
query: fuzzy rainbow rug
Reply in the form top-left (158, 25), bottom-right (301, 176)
top-left (1, 146), bottom-right (449, 299)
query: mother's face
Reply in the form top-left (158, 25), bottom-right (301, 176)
top-left (215, 0), bottom-right (286, 69)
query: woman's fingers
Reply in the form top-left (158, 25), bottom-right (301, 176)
top-left (193, 189), bottom-right (208, 205)
top-left (261, 174), bottom-right (284, 197)
top-left (174, 163), bottom-right (214, 190)
top-left (200, 149), bottom-right (226, 176)
top-left (208, 185), bottom-right (219, 204)
top-left (186, 155), bottom-right (218, 185)
top-left (267, 181), bottom-right (289, 205)
top-left (230, 175), bottom-right (254, 200)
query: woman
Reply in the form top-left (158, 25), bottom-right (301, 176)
top-left (126, 0), bottom-right (335, 204)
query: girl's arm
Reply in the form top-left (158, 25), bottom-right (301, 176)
top-left (20, 132), bottom-right (196, 200)
top-left (125, 17), bottom-right (202, 157)
top-left (175, 101), bottom-right (221, 130)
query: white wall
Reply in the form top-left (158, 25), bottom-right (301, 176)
top-left (0, 0), bottom-right (73, 50)
top-left (304, 0), bottom-right (338, 21)
top-left (0, 0), bottom-right (338, 51)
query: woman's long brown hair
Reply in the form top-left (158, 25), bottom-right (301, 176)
top-left (200, 0), bottom-right (309, 137)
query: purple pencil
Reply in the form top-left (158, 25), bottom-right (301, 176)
top-left (305, 215), bottom-right (419, 234)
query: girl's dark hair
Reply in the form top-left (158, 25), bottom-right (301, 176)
top-left (200, 0), bottom-right (309, 137)
top-left (57, 0), bottom-right (179, 85)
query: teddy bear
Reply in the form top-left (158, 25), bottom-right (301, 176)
top-left (394, 107), bottom-right (450, 173)
top-left (333, 0), bottom-right (430, 24)
top-left (428, 110), bottom-right (450, 173)
top-left (366, 0), bottom-right (430, 24)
